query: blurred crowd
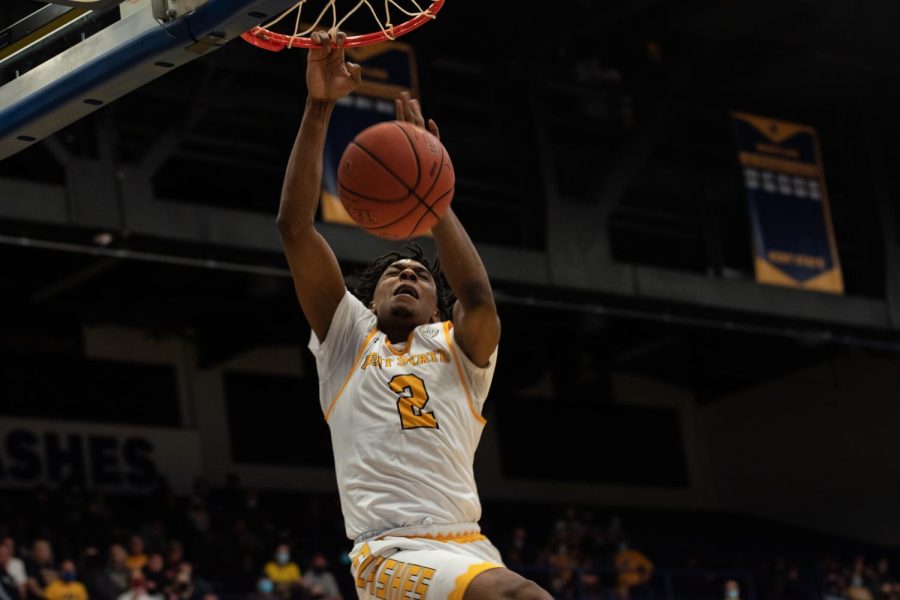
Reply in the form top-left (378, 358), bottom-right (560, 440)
top-left (0, 479), bottom-right (898, 600)
top-left (0, 476), bottom-right (348, 600)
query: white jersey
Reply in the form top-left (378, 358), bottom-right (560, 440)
top-left (309, 290), bottom-right (497, 542)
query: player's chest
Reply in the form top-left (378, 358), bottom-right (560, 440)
top-left (340, 340), bottom-right (462, 430)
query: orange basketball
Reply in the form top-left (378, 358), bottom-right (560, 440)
top-left (338, 120), bottom-right (454, 239)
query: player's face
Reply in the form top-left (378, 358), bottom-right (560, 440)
top-left (371, 259), bottom-right (440, 325)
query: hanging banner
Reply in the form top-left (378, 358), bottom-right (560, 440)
top-left (731, 111), bottom-right (843, 294)
top-left (321, 41), bottom-right (418, 226)
top-left (0, 418), bottom-right (202, 494)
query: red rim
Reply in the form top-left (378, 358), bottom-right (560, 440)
top-left (240, 0), bottom-right (444, 51)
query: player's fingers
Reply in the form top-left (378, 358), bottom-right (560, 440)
top-left (347, 62), bottom-right (362, 85)
top-left (309, 31), bottom-right (330, 57)
top-left (335, 30), bottom-right (347, 47)
top-left (395, 98), bottom-right (403, 121)
top-left (427, 118), bottom-right (440, 139)
top-left (409, 99), bottom-right (425, 127)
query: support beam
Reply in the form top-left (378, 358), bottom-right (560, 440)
top-left (0, 172), bottom-right (894, 332)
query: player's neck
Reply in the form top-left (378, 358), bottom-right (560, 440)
top-left (380, 323), bottom-right (415, 345)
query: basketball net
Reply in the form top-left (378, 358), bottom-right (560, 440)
top-left (241, 0), bottom-right (445, 50)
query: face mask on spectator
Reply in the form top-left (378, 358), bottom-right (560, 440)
top-left (62, 571), bottom-right (76, 583)
top-left (258, 579), bottom-right (274, 594)
top-left (727, 590), bottom-right (740, 599)
top-left (276, 552), bottom-right (289, 565)
top-left (132, 578), bottom-right (146, 590)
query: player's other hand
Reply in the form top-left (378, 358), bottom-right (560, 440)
top-left (395, 91), bottom-right (440, 139)
top-left (307, 30), bottom-right (361, 101)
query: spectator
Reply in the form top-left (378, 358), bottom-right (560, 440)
top-left (873, 561), bottom-right (894, 597)
top-left (724, 579), bottom-right (742, 600)
top-left (849, 567), bottom-right (874, 600)
top-left (164, 544), bottom-right (183, 579)
top-left (824, 572), bottom-right (848, 600)
top-left (82, 547), bottom-right (122, 600)
top-left (43, 560), bottom-right (87, 600)
top-left (262, 545), bottom-right (301, 600)
top-left (1, 539), bottom-right (26, 599)
top-left (126, 537), bottom-right (148, 572)
top-left (0, 540), bottom-right (22, 600)
top-left (782, 567), bottom-right (810, 600)
top-left (103, 545), bottom-right (131, 599)
top-left (301, 554), bottom-right (340, 600)
top-left (142, 555), bottom-right (167, 597)
top-left (614, 542), bottom-right (654, 600)
top-left (247, 579), bottom-right (275, 600)
top-left (505, 527), bottom-right (536, 567)
top-left (117, 570), bottom-right (156, 600)
top-left (166, 563), bottom-right (210, 600)
top-left (185, 499), bottom-right (209, 537)
top-left (26, 540), bottom-right (57, 600)
top-left (878, 583), bottom-right (900, 600)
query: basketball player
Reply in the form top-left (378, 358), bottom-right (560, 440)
top-left (276, 31), bottom-right (552, 600)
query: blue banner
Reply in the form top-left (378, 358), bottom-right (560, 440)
top-left (320, 41), bottom-right (417, 226)
top-left (732, 111), bottom-right (843, 294)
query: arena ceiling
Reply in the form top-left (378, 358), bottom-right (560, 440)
top-left (1, 0), bottom-right (899, 401)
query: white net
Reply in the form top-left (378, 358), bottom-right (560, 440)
top-left (258, 0), bottom-right (440, 47)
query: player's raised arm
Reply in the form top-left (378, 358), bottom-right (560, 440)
top-left (395, 92), bottom-right (501, 367)
top-left (277, 31), bottom-right (361, 342)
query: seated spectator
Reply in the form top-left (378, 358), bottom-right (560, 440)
top-left (874, 560), bottom-right (894, 597)
top-left (164, 543), bottom-right (184, 583)
top-left (1, 538), bottom-right (23, 600)
top-left (105, 545), bottom-right (131, 598)
top-left (82, 547), bottom-right (121, 600)
top-left (44, 561), bottom-right (87, 600)
top-left (724, 579), bottom-right (742, 600)
top-left (26, 540), bottom-right (57, 600)
top-left (849, 568), bottom-right (874, 600)
top-left (117, 570), bottom-right (156, 600)
top-left (783, 566), bottom-right (810, 600)
top-left (302, 554), bottom-right (340, 600)
top-left (263, 545), bottom-right (301, 600)
top-left (824, 572), bottom-right (848, 600)
top-left (1, 538), bottom-right (26, 599)
top-left (505, 527), bottom-right (536, 567)
top-left (247, 578), bottom-right (276, 600)
top-left (142, 554), bottom-right (167, 598)
top-left (167, 562), bottom-right (210, 600)
top-left (126, 537), bottom-right (148, 571)
top-left (614, 541), bottom-right (653, 600)
top-left (877, 582), bottom-right (900, 600)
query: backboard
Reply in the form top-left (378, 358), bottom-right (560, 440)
top-left (0, 0), bottom-right (301, 160)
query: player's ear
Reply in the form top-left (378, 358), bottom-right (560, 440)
top-left (429, 307), bottom-right (441, 323)
top-left (370, 302), bottom-right (377, 314)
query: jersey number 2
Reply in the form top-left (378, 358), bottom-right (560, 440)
top-left (390, 374), bottom-right (438, 430)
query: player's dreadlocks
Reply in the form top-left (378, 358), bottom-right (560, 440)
top-left (346, 242), bottom-right (455, 321)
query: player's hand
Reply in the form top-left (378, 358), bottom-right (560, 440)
top-left (306, 30), bottom-right (361, 101)
top-left (395, 91), bottom-right (440, 139)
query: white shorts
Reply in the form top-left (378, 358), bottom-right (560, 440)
top-left (349, 532), bottom-right (505, 600)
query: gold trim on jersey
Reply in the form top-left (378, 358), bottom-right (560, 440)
top-left (447, 561), bottom-right (503, 600)
top-left (385, 329), bottom-right (415, 356)
top-left (405, 531), bottom-right (488, 544)
top-left (442, 321), bottom-right (488, 425)
top-left (324, 328), bottom-right (379, 422)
